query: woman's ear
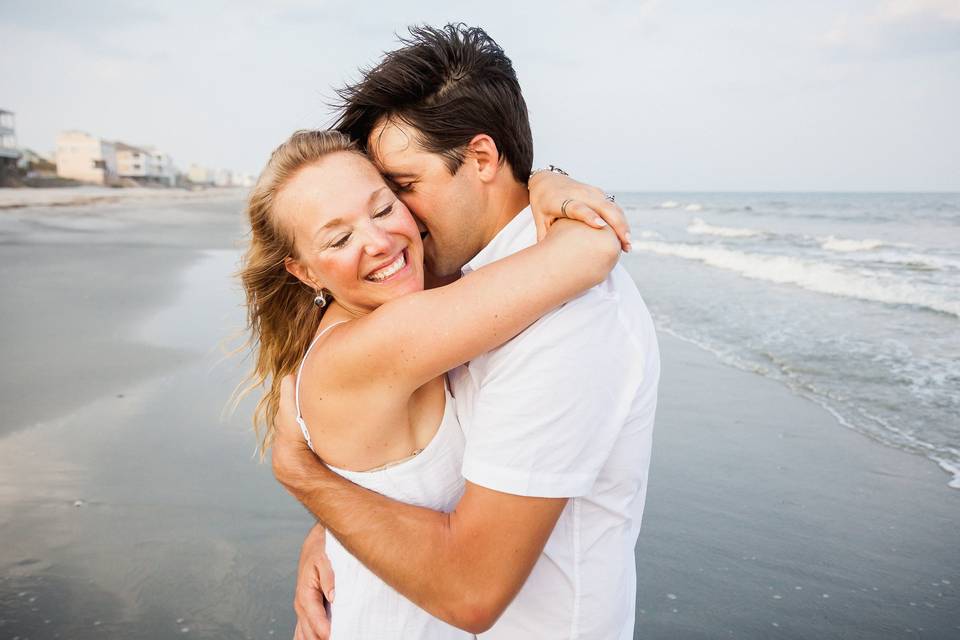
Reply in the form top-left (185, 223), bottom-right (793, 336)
top-left (284, 256), bottom-right (317, 289)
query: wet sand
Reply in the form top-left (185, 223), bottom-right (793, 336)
top-left (0, 195), bottom-right (957, 639)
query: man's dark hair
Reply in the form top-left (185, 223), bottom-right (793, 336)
top-left (334, 23), bottom-right (533, 184)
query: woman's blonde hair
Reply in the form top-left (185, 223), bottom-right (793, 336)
top-left (235, 129), bottom-right (360, 458)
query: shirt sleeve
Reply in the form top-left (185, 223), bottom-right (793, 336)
top-left (461, 287), bottom-right (649, 498)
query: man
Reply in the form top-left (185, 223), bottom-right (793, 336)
top-left (272, 23), bottom-right (659, 639)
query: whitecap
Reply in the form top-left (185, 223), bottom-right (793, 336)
top-left (633, 240), bottom-right (960, 317)
top-left (659, 200), bottom-right (680, 209)
top-left (820, 236), bottom-right (888, 252)
top-left (687, 218), bottom-right (762, 238)
top-left (685, 203), bottom-right (703, 211)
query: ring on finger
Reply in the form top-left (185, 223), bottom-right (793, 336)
top-left (561, 198), bottom-right (574, 217)
top-left (603, 193), bottom-right (616, 203)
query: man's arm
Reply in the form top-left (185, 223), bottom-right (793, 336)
top-left (274, 287), bottom-right (647, 634)
top-left (273, 424), bottom-right (565, 634)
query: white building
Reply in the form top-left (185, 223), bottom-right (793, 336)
top-left (187, 164), bottom-right (214, 185)
top-left (0, 110), bottom-right (20, 178)
top-left (0, 110), bottom-right (18, 158)
top-left (115, 143), bottom-right (177, 186)
top-left (230, 171), bottom-right (255, 188)
top-left (145, 148), bottom-right (176, 186)
top-left (116, 142), bottom-right (149, 179)
top-left (56, 131), bottom-right (117, 185)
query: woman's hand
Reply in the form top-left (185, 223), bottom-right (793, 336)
top-left (529, 171), bottom-right (632, 252)
top-left (293, 523), bottom-right (336, 640)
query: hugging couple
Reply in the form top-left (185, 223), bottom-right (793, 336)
top-left (240, 23), bottom-right (660, 640)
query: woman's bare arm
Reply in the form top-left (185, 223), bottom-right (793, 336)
top-left (325, 219), bottom-right (620, 393)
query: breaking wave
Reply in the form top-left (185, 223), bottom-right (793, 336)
top-left (820, 235), bottom-right (899, 252)
top-left (687, 218), bottom-right (762, 238)
top-left (634, 240), bottom-right (960, 317)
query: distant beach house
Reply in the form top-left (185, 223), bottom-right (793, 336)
top-left (187, 164), bottom-right (253, 188)
top-left (17, 149), bottom-right (57, 177)
top-left (187, 164), bottom-right (215, 186)
top-left (116, 142), bottom-right (176, 186)
top-left (0, 109), bottom-right (21, 180)
top-left (56, 132), bottom-right (176, 187)
top-left (56, 130), bottom-right (118, 185)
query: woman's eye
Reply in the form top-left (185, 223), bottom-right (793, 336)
top-left (395, 183), bottom-right (414, 193)
top-left (374, 202), bottom-right (395, 218)
top-left (331, 233), bottom-right (351, 248)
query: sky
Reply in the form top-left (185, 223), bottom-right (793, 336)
top-left (1, 0), bottom-right (958, 191)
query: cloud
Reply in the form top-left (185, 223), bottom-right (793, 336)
top-left (823, 0), bottom-right (960, 54)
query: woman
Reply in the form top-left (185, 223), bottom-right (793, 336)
top-left (239, 129), bottom-right (620, 638)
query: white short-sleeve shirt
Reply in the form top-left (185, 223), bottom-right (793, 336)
top-left (448, 208), bottom-right (660, 639)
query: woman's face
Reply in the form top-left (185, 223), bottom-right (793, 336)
top-left (278, 151), bottom-right (425, 315)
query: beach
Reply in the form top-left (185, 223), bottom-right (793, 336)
top-left (0, 193), bottom-right (957, 639)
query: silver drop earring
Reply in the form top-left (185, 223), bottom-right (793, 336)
top-left (313, 289), bottom-right (327, 308)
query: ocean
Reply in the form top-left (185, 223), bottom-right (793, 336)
top-left (618, 192), bottom-right (960, 488)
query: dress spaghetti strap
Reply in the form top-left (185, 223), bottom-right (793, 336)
top-left (294, 320), bottom-right (348, 453)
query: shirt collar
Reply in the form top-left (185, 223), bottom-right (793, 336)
top-left (462, 206), bottom-right (535, 274)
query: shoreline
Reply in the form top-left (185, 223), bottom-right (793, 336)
top-left (0, 185), bottom-right (247, 210)
top-left (635, 332), bottom-right (959, 638)
top-left (657, 325), bottom-right (960, 491)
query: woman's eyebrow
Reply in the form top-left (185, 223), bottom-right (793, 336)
top-left (368, 186), bottom-right (390, 203)
top-left (311, 187), bottom-right (392, 241)
top-left (312, 217), bottom-right (345, 243)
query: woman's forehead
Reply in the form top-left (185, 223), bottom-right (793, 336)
top-left (276, 154), bottom-right (384, 228)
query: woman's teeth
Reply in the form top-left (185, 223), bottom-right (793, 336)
top-left (367, 252), bottom-right (406, 282)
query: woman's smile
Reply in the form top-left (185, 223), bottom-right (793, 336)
top-left (365, 248), bottom-right (410, 283)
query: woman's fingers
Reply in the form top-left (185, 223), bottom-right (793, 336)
top-left (293, 600), bottom-right (315, 640)
top-left (596, 200), bottom-right (631, 252)
top-left (294, 566), bottom-right (332, 640)
top-left (534, 213), bottom-right (548, 243)
top-left (562, 199), bottom-right (608, 228)
top-left (317, 555), bottom-right (336, 604)
top-left (574, 193), bottom-right (631, 251)
top-left (552, 196), bottom-right (631, 252)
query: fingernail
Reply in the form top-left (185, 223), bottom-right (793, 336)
top-left (625, 244), bottom-right (633, 253)
top-left (594, 217), bottom-right (607, 226)
top-left (625, 232), bottom-right (632, 243)
top-left (328, 588), bottom-right (335, 602)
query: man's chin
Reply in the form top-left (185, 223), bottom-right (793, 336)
top-left (423, 261), bottom-right (460, 287)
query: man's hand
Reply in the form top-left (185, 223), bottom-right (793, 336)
top-left (528, 171), bottom-right (632, 251)
top-left (293, 523), bottom-right (335, 640)
top-left (272, 374), bottom-right (328, 493)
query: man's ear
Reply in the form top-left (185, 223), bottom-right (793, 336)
top-left (284, 256), bottom-right (316, 289)
top-left (466, 134), bottom-right (501, 183)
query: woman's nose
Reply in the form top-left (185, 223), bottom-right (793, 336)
top-left (363, 223), bottom-right (392, 256)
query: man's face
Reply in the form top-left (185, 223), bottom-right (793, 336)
top-left (366, 118), bottom-right (487, 278)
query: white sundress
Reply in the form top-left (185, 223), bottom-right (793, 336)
top-left (294, 321), bottom-right (472, 639)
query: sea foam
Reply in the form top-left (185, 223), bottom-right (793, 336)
top-left (687, 218), bottom-right (762, 238)
top-left (634, 240), bottom-right (960, 317)
top-left (820, 235), bottom-right (890, 252)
